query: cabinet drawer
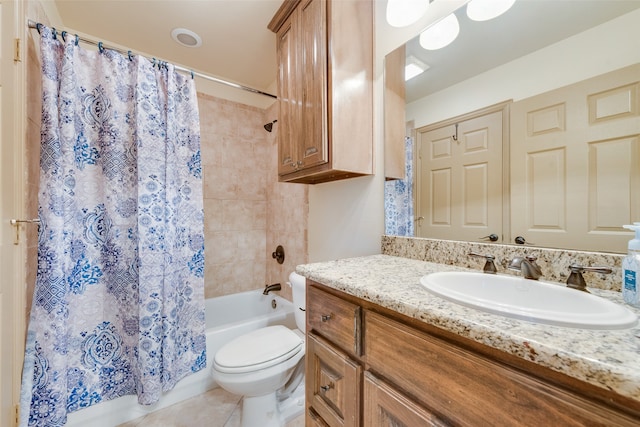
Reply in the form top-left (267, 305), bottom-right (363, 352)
top-left (308, 285), bottom-right (361, 355)
top-left (365, 310), bottom-right (639, 426)
top-left (307, 333), bottom-right (361, 427)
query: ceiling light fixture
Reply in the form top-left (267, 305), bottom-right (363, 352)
top-left (171, 28), bottom-right (202, 48)
top-left (466, 0), bottom-right (516, 22)
top-left (419, 13), bottom-right (459, 50)
top-left (405, 56), bottom-right (430, 81)
top-left (386, 0), bottom-right (430, 28)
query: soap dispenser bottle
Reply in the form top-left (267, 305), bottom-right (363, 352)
top-left (622, 223), bottom-right (640, 307)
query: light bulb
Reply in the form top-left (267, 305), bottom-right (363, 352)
top-left (386, 0), bottom-right (430, 28)
top-left (466, 0), bottom-right (516, 22)
top-left (419, 13), bottom-right (459, 50)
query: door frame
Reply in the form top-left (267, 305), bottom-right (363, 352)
top-left (1, 0), bottom-right (27, 426)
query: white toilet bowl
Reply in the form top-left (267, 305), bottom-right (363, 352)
top-left (212, 272), bottom-right (306, 427)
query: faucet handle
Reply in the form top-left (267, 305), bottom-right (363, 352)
top-left (468, 252), bottom-right (498, 274)
top-left (566, 265), bottom-right (612, 292)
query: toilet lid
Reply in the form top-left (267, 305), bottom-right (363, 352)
top-left (214, 325), bottom-right (303, 374)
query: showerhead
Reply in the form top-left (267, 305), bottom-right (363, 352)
top-left (264, 119), bottom-right (278, 132)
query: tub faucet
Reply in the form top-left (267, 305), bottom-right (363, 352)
top-left (508, 255), bottom-right (542, 280)
top-left (263, 283), bottom-right (281, 295)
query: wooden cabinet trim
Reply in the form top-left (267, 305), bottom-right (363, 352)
top-left (268, 0), bottom-right (302, 33)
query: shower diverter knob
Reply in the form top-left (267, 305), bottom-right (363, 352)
top-left (272, 245), bottom-right (285, 264)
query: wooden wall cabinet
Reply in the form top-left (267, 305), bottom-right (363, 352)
top-left (268, 0), bottom-right (373, 184)
top-left (383, 44), bottom-right (407, 181)
top-left (306, 280), bottom-right (640, 426)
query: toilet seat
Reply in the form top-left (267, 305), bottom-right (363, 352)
top-left (213, 325), bottom-right (303, 374)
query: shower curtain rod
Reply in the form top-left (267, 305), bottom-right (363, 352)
top-left (27, 19), bottom-right (277, 99)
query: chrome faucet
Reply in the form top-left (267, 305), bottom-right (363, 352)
top-left (263, 283), bottom-right (281, 295)
top-left (508, 255), bottom-right (542, 280)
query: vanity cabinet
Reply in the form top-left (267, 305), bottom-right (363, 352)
top-left (306, 280), bottom-right (640, 426)
top-left (268, 0), bottom-right (373, 184)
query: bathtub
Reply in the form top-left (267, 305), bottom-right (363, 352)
top-left (66, 290), bottom-right (296, 427)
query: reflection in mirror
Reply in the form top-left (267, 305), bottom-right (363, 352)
top-left (384, 0), bottom-right (640, 254)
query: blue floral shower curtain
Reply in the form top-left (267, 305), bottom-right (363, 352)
top-left (20, 27), bottom-right (206, 426)
top-left (385, 136), bottom-right (414, 236)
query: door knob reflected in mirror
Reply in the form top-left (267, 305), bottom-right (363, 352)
top-left (514, 236), bottom-right (535, 245)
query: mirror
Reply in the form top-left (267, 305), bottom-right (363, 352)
top-left (384, 0), bottom-right (640, 253)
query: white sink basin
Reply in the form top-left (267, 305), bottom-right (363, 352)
top-left (420, 272), bottom-right (638, 329)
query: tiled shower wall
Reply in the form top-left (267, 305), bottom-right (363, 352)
top-left (24, 4), bottom-right (308, 316)
top-left (198, 94), bottom-right (308, 299)
top-left (264, 101), bottom-right (309, 302)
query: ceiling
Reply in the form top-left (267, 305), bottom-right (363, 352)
top-left (53, 0), bottom-right (284, 99)
top-left (405, 0), bottom-right (640, 103)
top-left (51, 1), bottom-right (640, 107)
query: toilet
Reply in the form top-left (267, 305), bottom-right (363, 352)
top-left (212, 272), bottom-right (306, 427)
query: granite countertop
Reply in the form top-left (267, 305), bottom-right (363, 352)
top-left (296, 254), bottom-right (640, 402)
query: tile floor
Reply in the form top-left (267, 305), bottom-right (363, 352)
top-left (117, 387), bottom-right (304, 427)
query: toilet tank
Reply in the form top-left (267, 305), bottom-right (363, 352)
top-left (288, 272), bottom-right (306, 333)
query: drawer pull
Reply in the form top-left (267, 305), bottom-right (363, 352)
top-left (321, 314), bottom-right (332, 322)
top-left (320, 382), bottom-right (334, 392)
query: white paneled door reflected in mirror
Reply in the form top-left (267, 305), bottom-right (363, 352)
top-left (383, 0), bottom-right (640, 253)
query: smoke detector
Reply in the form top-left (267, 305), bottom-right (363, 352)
top-left (171, 28), bottom-right (202, 48)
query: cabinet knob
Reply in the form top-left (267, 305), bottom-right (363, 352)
top-left (321, 314), bottom-right (332, 322)
top-left (320, 382), bottom-right (334, 392)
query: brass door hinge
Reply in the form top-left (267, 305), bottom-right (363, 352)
top-left (14, 38), bottom-right (22, 62)
top-left (15, 404), bottom-right (20, 426)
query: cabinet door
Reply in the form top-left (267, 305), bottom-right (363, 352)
top-left (364, 372), bottom-right (450, 427)
top-left (298, 0), bottom-right (328, 170)
top-left (365, 310), bottom-right (640, 426)
top-left (269, 0), bottom-right (373, 183)
top-left (307, 333), bottom-right (361, 427)
top-left (276, 12), bottom-right (298, 175)
top-left (307, 408), bottom-right (330, 427)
